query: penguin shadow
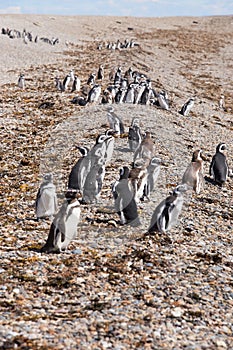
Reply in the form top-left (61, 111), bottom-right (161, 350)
top-left (204, 176), bottom-right (224, 188)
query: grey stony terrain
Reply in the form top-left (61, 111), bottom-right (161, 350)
top-left (0, 14), bottom-right (233, 349)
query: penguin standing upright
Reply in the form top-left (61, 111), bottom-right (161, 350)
top-left (179, 97), bottom-right (195, 116)
top-left (157, 90), bottom-right (169, 110)
top-left (97, 64), bottom-right (104, 80)
top-left (209, 143), bottom-right (228, 186)
top-left (133, 131), bottom-right (154, 166)
top-left (182, 149), bottom-right (204, 194)
top-left (87, 84), bottom-right (101, 103)
top-left (55, 76), bottom-right (63, 91)
top-left (87, 73), bottom-right (96, 86)
top-left (71, 76), bottom-right (81, 92)
top-left (142, 157), bottom-right (161, 201)
top-left (112, 167), bottom-right (141, 227)
top-left (63, 73), bottom-right (71, 91)
top-left (41, 190), bottom-right (81, 253)
top-left (148, 184), bottom-right (187, 235)
top-left (35, 174), bottom-right (57, 220)
top-left (104, 130), bottom-right (115, 164)
top-left (129, 165), bottom-right (148, 203)
top-left (82, 163), bottom-right (105, 203)
top-left (68, 146), bottom-right (90, 190)
top-left (128, 117), bottom-right (142, 152)
top-left (107, 107), bottom-right (125, 136)
top-left (18, 73), bottom-right (25, 89)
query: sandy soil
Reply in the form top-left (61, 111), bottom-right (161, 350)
top-left (0, 14), bottom-right (233, 349)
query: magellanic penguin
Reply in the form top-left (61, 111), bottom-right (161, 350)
top-left (87, 73), bottom-right (96, 86)
top-left (148, 184), bottom-right (188, 236)
top-left (209, 143), bottom-right (228, 186)
top-left (179, 97), bottom-right (195, 116)
top-left (129, 165), bottom-right (148, 203)
top-left (35, 173), bottom-right (57, 220)
top-left (142, 157), bottom-right (161, 201)
top-left (112, 166), bottom-right (141, 227)
top-left (181, 149), bottom-right (204, 194)
top-left (41, 190), bottom-right (81, 253)
top-left (87, 84), bottom-right (101, 103)
top-left (82, 163), bottom-right (105, 204)
top-left (133, 131), bottom-right (154, 166)
top-left (128, 117), bottom-right (142, 152)
top-left (63, 73), bottom-right (71, 91)
top-left (97, 64), bottom-right (104, 80)
top-left (107, 107), bottom-right (125, 136)
top-left (18, 73), bottom-right (25, 89)
top-left (157, 90), bottom-right (169, 110)
top-left (55, 77), bottom-right (64, 91)
top-left (71, 76), bottom-right (81, 92)
top-left (104, 129), bottom-right (116, 165)
top-left (68, 146), bottom-right (90, 190)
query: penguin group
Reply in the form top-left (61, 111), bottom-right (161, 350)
top-left (16, 60), bottom-right (199, 117)
top-left (1, 27), bottom-right (59, 45)
top-left (69, 65), bottom-right (176, 109)
top-left (36, 97), bottom-right (231, 253)
top-left (97, 38), bottom-right (139, 50)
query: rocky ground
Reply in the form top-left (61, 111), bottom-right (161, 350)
top-left (0, 14), bottom-right (233, 349)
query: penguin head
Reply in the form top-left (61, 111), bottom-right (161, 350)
top-left (173, 184), bottom-right (189, 196)
top-left (131, 117), bottom-right (140, 127)
top-left (150, 157), bottom-right (161, 166)
top-left (95, 134), bottom-right (106, 144)
top-left (77, 146), bottom-right (89, 157)
top-left (105, 129), bottom-right (117, 137)
top-left (119, 166), bottom-right (130, 179)
top-left (43, 173), bottom-right (53, 183)
top-left (216, 143), bottom-right (226, 153)
top-left (192, 149), bottom-right (203, 162)
top-left (65, 189), bottom-right (78, 201)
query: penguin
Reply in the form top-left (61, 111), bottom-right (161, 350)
top-left (87, 73), bottom-right (96, 86)
top-left (134, 83), bottom-right (146, 104)
top-left (114, 67), bottom-right (122, 86)
top-left (63, 74), bottom-right (71, 91)
top-left (218, 95), bottom-right (226, 111)
top-left (125, 83), bottom-right (135, 103)
top-left (142, 157), bottom-right (161, 201)
top-left (182, 149), bottom-right (204, 194)
top-left (157, 90), bottom-right (169, 110)
top-left (112, 167), bottom-right (141, 227)
top-left (129, 165), bottom-right (148, 203)
top-left (82, 163), bottom-right (105, 203)
top-left (71, 95), bottom-right (88, 106)
top-left (128, 117), bottom-right (142, 152)
top-left (148, 184), bottom-right (187, 235)
top-left (141, 83), bottom-right (153, 105)
top-left (35, 173), bottom-right (57, 220)
top-left (97, 64), bottom-right (104, 81)
top-left (133, 131), bottom-right (154, 166)
top-left (104, 129), bottom-right (115, 164)
top-left (87, 84), bottom-right (101, 103)
top-left (41, 190), bottom-right (81, 253)
top-left (209, 143), bottom-right (228, 186)
top-left (18, 73), bottom-right (25, 89)
top-left (68, 146), bottom-right (90, 190)
top-left (55, 77), bottom-right (64, 91)
top-left (107, 107), bottom-right (125, 136)
top-left (69, 69), bottom-right (75, 82)
top-left (71, 76), bottom-right (81, 92)
top-left (179, 97), bottom-right (195, 116)
top-left (89, 134), bottom-right (108, 170)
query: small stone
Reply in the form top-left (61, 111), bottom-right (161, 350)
top-left (171, 307), bottom-right (184, 318)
